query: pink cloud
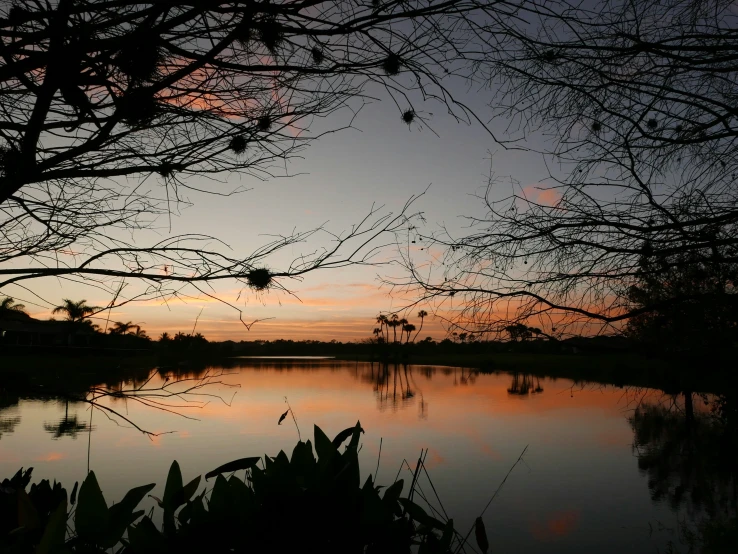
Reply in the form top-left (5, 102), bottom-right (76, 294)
top-left (522, 185), bottom-right (562, 207)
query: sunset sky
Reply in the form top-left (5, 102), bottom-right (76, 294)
top-left (10, 82), bottom-right (553, 342)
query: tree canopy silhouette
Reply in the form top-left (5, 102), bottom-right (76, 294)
top-left (52, 298), bottom-right (101, 323)
top-left (395, 0), bottom-right (738, 336)
top-left (0, 0), bottom-right (492, 320)
top-left (0, 296), bottom-right (26, 314)
top-left (626, 252), bottom-right (738, 355)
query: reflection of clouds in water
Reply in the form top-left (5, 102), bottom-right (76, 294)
top-left (530, 509), bottom-right (580, 541)
top-left (423, 447), bottom-right (446, 470)
top-left (0, 416), bottom-right (21, 438)
top-left (479, 443), bottom-right (503, 461)
top-left (33, 452), bottom-right (66, 462)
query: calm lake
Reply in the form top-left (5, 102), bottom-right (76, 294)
top-left (0, 360), bottom-right (713, 552)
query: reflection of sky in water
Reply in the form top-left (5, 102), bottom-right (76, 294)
top-left (0, 362), bottom-right (682, 553)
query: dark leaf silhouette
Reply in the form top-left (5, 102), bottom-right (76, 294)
top-left (278, 409), bottom-right (289, 425)
top-left (205, 457), bottom-right (261, 480)
top-left (70, 481), bottom-right (78, 506)
top-left (475, 517), bottom-right (489, 553)
top-left (75, 471), bottom-right (109, 543)
top-left (332, 425), bottom-right (364, 449)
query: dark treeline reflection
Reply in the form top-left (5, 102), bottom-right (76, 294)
top-left (628, 391), bottom-right (737, 552)
top-left (629, 394), bottom-right (737, 518)
top-left (507, 373), bottom-right (544, 396)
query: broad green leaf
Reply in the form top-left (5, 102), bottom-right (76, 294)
top-left (204, 457), bottom-right (260, 480)
top-left (17, 489), bottom-right (40, 530)
top-left (35, 498), bottom-right (67, 554)
top-left (314, 425), bottom-right (337, 463)
top-left (360, 478), bottom-right (387, 526)
top-left (274, 450), bottom-right (290, 469)
top-left (127, 516), bottom-right (166, 554)
top-left (69, 482), bottom-right (78, 506)
top-left (75, 471), bottom-right (109, 542)
top-left (106, 483), bottom-right (155, 547)
top-left (347, 420), bottom-right (363, 452)
top-left (162, 461), bottom-right (183, 511)
top-left (172, 475), bottom-right (200, 509)
top-left (208, 474), bottom-right (230, 516)
top-left (290, 440), bottom-right (315, 474)
top-left (474, 516), bottom-right (489, 553)
top-left (440, 518), bottom-right (454, 551)
top-left (399, 498), bottom-right (446, 530)
top-left (263, 455), bottom-right (274, 474)
top-left (335, 448), bottom-right (360, 490)
top-left (177, 501), bottom-right (192, 524)
top-left (382, 479), bottom-right (404, 506)
top-left (227, 476), bottom-right (255, 515)
top-left (362, 475), bottom-right (374, 491)
top-left (331, 426), bottom-right (357, 449)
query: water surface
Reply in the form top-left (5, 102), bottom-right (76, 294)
top-left (0, 361), bottom-right (707, 552)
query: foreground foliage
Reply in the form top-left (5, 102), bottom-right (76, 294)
top-left (0, 423), bottom-right (459, 554)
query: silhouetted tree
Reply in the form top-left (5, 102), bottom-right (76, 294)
top-left (504, 324), bottom-right (532, 342)
top-left (626, 251), bottom-right (738, 355)
top-left (402, 323), bottom-right (416, 344)
top-left (109, 321), bottom-right (136, 335)
top-left (51, 299), bottom-right (101, 323)
top-left (397, 0), bottom-right (738, 336)
top-left (0, 297), bottom-right (26, 314)
top-left (398, 318), bottom-right (409, 342)
top-left (375, 315), bottom-right (389, 344)
top-left (413, 310), bottom-right (428, 342)
top-left (390, 314), bottom-right (400, 344)
top-left (0, 0), bottom-right (495, 321)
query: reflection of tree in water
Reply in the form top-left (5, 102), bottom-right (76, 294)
top-left (43, 415), bottom-right (93, 439)
top-left (356, 363), bottom-right (481, 418)
top-left (362, 363), bottom-right (416, 412)
top-left (507, 373), bottom-right (544, 396)
top-left (629, 396), bottom-right (737, 520)
top-left (0, 415), bottom-right (20, 439)
top-left (43, 400), bottom-right (93, 439)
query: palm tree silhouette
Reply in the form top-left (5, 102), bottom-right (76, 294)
top-left (398, 318), bottom-right (409, 342)
top-left (403, 323), bottom-right (416, 343)
top-left (52, 299), bottom-right (101, 323)
top-left (390, 314), bottom-right (399, 344)
top-left (109, 321), bottom-right (136, 335)
top-left (413, 310), bottom-right (428, 342)
top-left (132, 326), bottom-right (149, 339)
top-left (0, 297), bottom-right (27, 314)
top-left (376, 314), bottom-right (389, 343)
